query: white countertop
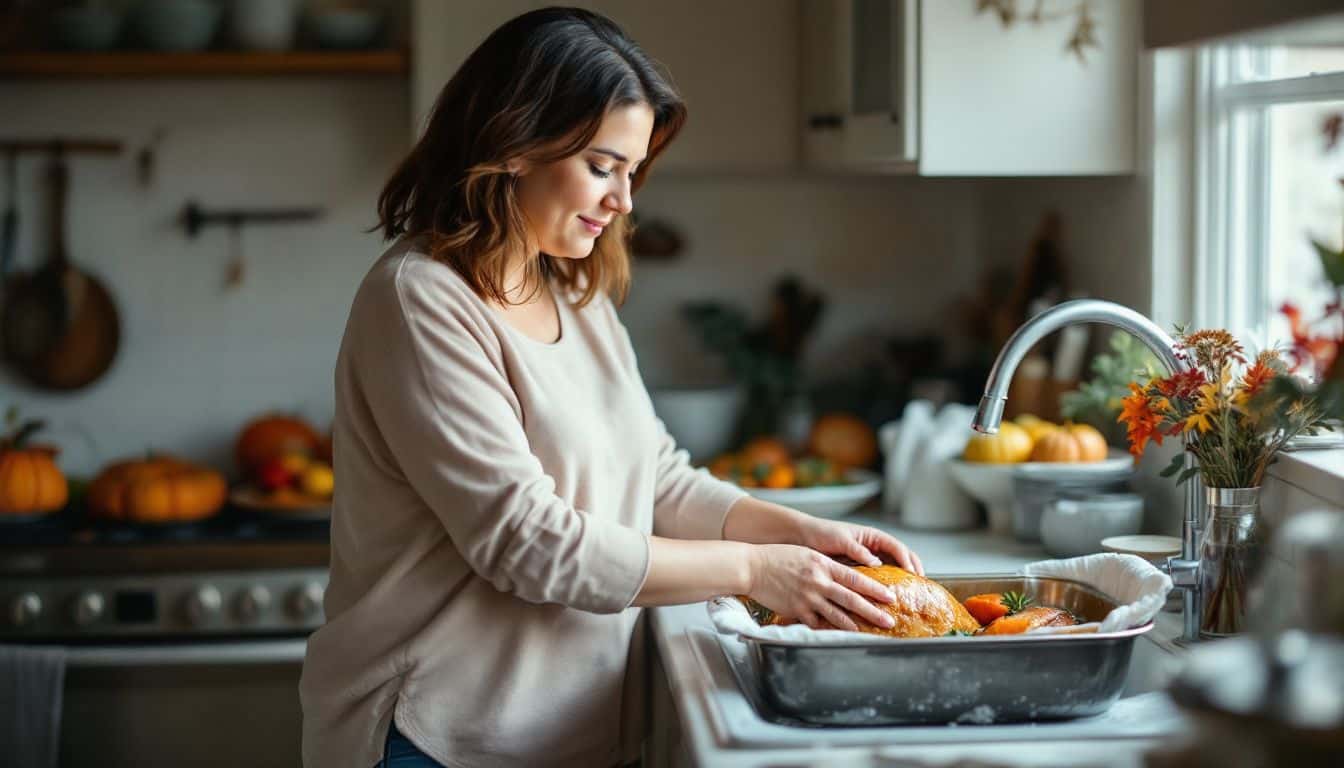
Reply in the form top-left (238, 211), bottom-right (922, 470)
top-left (649, 513), bottom-right (1191, 768)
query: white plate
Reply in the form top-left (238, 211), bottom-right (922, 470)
top-left (738, 469), bottom-right (881, 519)
top-left (1284, 424), bottom-right (1344, 451)
top-left (229, 486), bottom-right (331, 519)
top-left (1101, 534), bottom-right (1182, 563)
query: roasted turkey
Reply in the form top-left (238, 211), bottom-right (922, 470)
top-left (765, 564), bottom-right (982, 638)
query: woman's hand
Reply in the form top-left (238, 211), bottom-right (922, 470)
top-left (795, 517), bottom-right (925, 576)
top-left (747, 544), bottom-right (898, 631)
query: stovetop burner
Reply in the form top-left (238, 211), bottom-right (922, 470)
top-left (0, 504), bottom-right (330, 578)
top-left (1, 505), bottom-right (331, 641)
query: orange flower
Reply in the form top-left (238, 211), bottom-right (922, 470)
top-left (1117, 383), bottom-right (1164, 461)
top-left (1178, 329), bottom-right (1247, 371)
top-left (1156, 368), bottom-right (1207, 401)
top-left (1236, 353), bottom-right (1276, 406)
top-left (1281, 302), bottom-right (1341, 377)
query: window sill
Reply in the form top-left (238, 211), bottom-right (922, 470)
top-left (1267, 448), bottom-right (1344, 505)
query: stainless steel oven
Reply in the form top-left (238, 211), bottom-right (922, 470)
top-left (1, 511), bottom-right (328, 768)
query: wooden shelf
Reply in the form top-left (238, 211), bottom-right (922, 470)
top-left (0, 50), bottom-right (408, 78)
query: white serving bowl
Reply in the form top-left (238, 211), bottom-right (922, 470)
top-left (1040, 493), bottom-right (1144, 558)
top-left (946, 451), bottom-right (1133, 534)
top-left (650, 385), bottom-right (743, 463)
top-left (740, 469), bottom-right (881, 519)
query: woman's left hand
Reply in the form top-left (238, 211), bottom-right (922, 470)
top-left (795, 517), bottom-right (925, 575)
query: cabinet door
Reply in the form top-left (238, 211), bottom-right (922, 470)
top-left (918, 0), bottom-right (1137, 175)
top-left (801, 0), bottom-right (918, 171)
top-left (410, 0), bottom-right (797, 172)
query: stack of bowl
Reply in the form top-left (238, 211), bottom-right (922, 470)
top-left (130, 0), bottom-right (221, 52)
top-left (47, 6), bottom-right (122, 51)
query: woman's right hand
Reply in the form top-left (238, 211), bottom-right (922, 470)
top-left (747, 544), bottom-right (898, 631)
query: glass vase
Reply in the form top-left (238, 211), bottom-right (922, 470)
top-left (1199, 487), bottom-right (1265, 638)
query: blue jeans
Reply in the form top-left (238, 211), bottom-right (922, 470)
top-left (374, 721), bottom-right (642, 767)
top-left (376, 722), bottom-right (445, 768)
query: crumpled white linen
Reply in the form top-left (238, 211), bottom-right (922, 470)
top-left (707, 552), bottom-right (1172, 641)
top-left (1022, 552), bottom-right (1173, 633)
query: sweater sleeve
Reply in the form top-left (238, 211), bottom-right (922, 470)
top-left (599, 297), bottom-right (748, 541)
top-left (351, 261), bottom-right (650, 614)
top-left (649, 415), bottom-right (749, 540)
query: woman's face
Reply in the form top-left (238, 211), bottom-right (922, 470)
top-left (514, 103), bottom-right (655, 261)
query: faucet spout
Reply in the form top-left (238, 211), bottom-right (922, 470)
top-left (972, 300), bottom-right (1185, 434)
top-left (972, 299), bottom-right (1204, 641)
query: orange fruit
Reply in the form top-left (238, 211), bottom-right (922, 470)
top-left (740, 436), bottom-right (792, 468)
top-left (299, 463), bottom-right (334, 498)
top-left (807, 413), bottom-right (877, 468)
top-left (762, 463), bottom-right (795, 489)
top-left (708, 454), bottom-right (738, 478)
top-left (279, 453), bottom-right (310, 476)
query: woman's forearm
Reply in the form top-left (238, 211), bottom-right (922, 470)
top-left (720, 494), bottom-right (808, 545)
top-left (632, 536), bottom-right (755, 606)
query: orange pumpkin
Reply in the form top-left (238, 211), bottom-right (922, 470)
top-left (316, 430), bottom-right (334, 464)
top-left (87, 457), bottom-right (227, 524)
top-left (1014, 414), bottom-right (1059, 443)
top-left (1029, 423), bottom-right (1109, 463)
top-left (235, 415), bottom-right (322, 475)
top-left (0, 445), bottom-right (68, 516)
top-left (807, 413), bottom-right (878, 468)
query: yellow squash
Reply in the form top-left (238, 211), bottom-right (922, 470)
top-left (962, 421), bottom-right (1033, 463)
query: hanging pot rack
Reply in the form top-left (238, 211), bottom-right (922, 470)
top-left (180, 201), bottom-right (324, 238)
top-left (0, 138), bottom-right (124, 156)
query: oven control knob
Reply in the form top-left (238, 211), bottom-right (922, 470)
top-left (184, 585), bottom-right (224, 626)
top-left (286, 581), bottom-right (325, 621)
top-left (10, 593), bottom-right (42, 627)
top-left (234, 585), bottom-right (272, 623)
top-left (70, 591), bottom-right (105, 627)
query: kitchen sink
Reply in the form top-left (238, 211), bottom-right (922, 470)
top-left (687, 626), bottom-right (1190, 749)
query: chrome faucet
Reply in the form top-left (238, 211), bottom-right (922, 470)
top-left (970, 299), bottom-right (1204, 642)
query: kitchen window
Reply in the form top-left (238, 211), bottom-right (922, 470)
top-left (1193, 43), bottom-right (1344, 351)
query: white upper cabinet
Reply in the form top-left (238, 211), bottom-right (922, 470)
top-left (801, 0), bottom-right (920, 171)
top-left (410, 0), bottom-right (798, 172)
top-left (920, 0), bottom-right (1137, 175)
top-left (801, 0), bottom-right (1139, 175)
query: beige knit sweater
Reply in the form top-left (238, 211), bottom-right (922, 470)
top-left (299, 238), bottom-right (746, 768)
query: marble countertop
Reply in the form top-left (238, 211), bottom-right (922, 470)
top-left (649, 513), bottom-right (1191, 767)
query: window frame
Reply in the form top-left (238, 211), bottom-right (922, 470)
top-left (1192, 46), bottom-right (1344, 344)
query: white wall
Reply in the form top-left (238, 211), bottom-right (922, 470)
top-left (624, 173), bottom-right (985, 388)
top-left (1, 79), bottom-right (410, 477)
top-left (2, 80), bottom-right (1148, 478)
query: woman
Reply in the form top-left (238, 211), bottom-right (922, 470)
top-left (299, 8), bottom-right (924, 767)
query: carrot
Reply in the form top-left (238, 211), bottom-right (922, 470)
top-left (980, 606), bottom-right (1076, 635)
top-left (963, 593), bottom-right (1011, 625)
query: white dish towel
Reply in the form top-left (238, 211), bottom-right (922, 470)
top-left (1023, 552), bottom-right (1173, 633)
top-left (0, 644), bottom-right (67, 768)
top-left (708, 552), bottom-right (1173, 642)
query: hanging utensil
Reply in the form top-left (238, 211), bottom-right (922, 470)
top-left (178, 200), bottom-right (324, 291)
top-left (224, 218), bottom-right (244, 290)
top-left (0, 148), bottom-right (121, 390)
top-left (1, 150), bottom-right (16, 280)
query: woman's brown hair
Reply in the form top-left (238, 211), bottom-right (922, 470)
top-left (376, 7), bottom-right (686, 307)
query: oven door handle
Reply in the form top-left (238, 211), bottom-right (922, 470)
top-left (63, 639), bottom-right (307, 668)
